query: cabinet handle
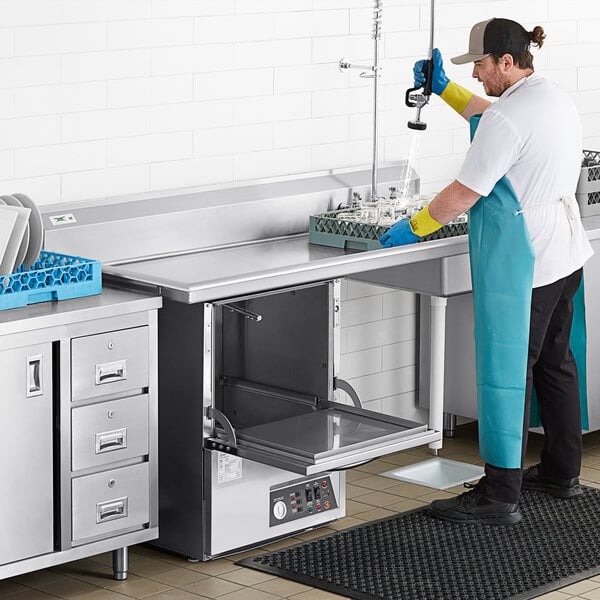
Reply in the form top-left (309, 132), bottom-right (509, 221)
top-left (27, 354), bottom-right (43, 397)
top-left (96, 497), bottom-right (128, 523)
top-left (95, 428), bottom-right (128, 454)
top-left (95, 360), bottom-right (127, 385)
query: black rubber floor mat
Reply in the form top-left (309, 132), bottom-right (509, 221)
top-left (237, 487), bottom-right (600, 600)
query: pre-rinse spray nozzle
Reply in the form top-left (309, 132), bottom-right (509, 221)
top-left (406, 0), bottom-right (435, 130)
top-left (405, 56), bottom-right (433, 130)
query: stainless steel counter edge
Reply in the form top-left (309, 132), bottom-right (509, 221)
top-left (103, 235), bottom-right (470, 304)
top-left (103, 213), bottom-right (600, 303)
top-left (0, 287), bottom-right (162, 335)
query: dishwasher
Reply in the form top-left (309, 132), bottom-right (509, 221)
top-left (42, 164), bottom-right (442, 561)
top-left (154, 280), bottom-right (434, 559)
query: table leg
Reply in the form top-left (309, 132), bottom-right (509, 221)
top-left (112, 547), bottom-right (128, 581)
top-left (428, 295), bottom-right (447, 451)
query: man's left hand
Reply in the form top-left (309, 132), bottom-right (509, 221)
top-left (380, 218), bottom-right (420, 247)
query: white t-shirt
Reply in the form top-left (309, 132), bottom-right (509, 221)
top-left (457, 73), bottom-right (593, 288)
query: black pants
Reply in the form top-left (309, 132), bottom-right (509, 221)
top-left (483, 268), bottom-right (583, 504)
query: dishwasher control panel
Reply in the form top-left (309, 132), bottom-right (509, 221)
top-left (269, 476), bottom-right (337, 527)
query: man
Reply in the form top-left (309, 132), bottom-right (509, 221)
top-left (381, 18), bottom-right (594, 525)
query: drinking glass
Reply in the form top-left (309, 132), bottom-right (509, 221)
top-left (377, 198), bottom-right (395, 226)
top-left (361, 201), bottom-right (379, 223)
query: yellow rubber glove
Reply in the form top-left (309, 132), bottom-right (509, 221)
top-left (409, 205), bottom-right (444, 237)
top-left (440, 81), bottom-right (473, 115)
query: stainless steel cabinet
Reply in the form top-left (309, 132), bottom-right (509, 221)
top-left (0, 343), bottom-right (53, 565)
top-left (0, 288), bottom-right (160, 582)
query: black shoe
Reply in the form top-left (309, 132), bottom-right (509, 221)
top-left (521, 464), bottom-right (582, 499)
top-left (429, 482), bottom-right (522, 525)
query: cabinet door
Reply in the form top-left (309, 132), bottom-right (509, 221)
top-left (0, 344), bottom-right (54, 565)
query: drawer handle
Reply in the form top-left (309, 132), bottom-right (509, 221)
top-left (95, 360), bottom-right (128, 385)
top-left (95, 428), bottom-right (128, 454)
top-left (96, 497), bottom-right (128, 523)
top-left (27, 354), bottom-right (43, 397)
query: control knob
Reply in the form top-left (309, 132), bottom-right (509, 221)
top-left (273, 500), bottom-right (287, 520)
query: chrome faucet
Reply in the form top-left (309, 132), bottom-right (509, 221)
top-left (339, 0), bottom-right (383, 202)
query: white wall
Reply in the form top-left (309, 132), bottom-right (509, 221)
top-left (1, 0), bottom-right (599, 206)
top-left (337, 278), bottom-right (425, 422)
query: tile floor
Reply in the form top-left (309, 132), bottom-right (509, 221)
top-left (3, 423), bottom-right (600, 600)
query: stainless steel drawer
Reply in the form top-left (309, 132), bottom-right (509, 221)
top-left (71, 327), bottom-right (149, 401)
top-left (72, 463), bottom-right (149, 542)
top-left (72, 395), bottom-right (149, 471)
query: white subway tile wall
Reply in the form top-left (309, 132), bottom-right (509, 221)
top-left (338, 278), bottom-right (421, 420)
top-left (1, 0), bottom-right (597, 410)
top-left (0, 0), bottom-right (594, 204)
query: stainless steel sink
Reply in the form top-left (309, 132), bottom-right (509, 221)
top-left (352, 252), bottom-right (472, 297)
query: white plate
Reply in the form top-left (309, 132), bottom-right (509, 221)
top-left (12, 193), bottom-right (43, 268)
top-left (0, 195), bottom-right (29, 269)
top-left (0, 204), bottom-right (30, 276)
top-left (0, 204), bottom-right (17, 277)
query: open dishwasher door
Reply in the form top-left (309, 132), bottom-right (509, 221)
top-left (233, 404), bottom-right (435, 476)
top-left (205, 280), bottom-right (440, 477)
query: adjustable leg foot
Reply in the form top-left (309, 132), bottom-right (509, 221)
top-left (443, 413), bottom-right (457, 438)
top-left (112, 547), bottom-right (128, 580)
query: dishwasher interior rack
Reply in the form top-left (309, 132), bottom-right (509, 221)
top-left (0, 250), bottom-right (102, 311)
top-left (577, 150), bottom-right (600, 217)
top-left (309, 208), bottom-right (468, 251)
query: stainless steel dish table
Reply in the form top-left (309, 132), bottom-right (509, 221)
top-left (40, 165), bottom-right (471, 561)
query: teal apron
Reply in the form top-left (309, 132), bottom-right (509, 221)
top-left (468, 115), bottom-right (588, 469)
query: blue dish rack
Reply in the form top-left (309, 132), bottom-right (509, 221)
top-left (0, 251), bottom-right (102, 311)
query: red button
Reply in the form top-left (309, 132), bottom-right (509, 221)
top-left (322, 481), bottom-right (327, 488)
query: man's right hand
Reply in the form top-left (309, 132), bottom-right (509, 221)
top-left (413, 48), bottom-right (449, 95)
